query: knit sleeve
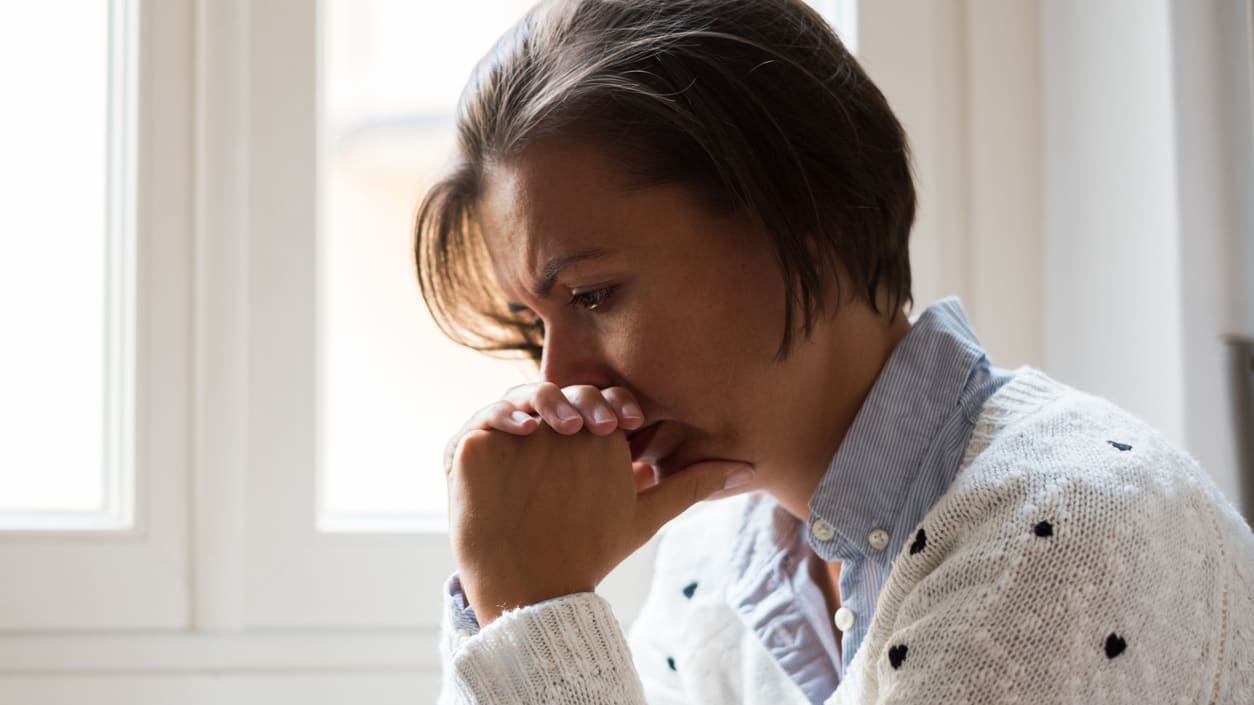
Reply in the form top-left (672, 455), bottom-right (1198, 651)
top-left (833, 432), bottom-right (1236, 705)
top-left (438, 591), bottom-right (649, 705)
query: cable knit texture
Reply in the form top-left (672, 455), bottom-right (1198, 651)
top-left (439, 367), bottom-right (1254, 704)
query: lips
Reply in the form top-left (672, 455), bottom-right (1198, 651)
top-left (626, 422), bottom-right (662, 462)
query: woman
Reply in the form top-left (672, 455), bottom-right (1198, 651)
top-left (416, 1), bottom-right (1254, 703)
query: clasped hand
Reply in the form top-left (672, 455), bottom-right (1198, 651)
top-left (445, 383), bottom-right (753, 625)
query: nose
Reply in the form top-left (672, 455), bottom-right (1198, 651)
top-left (539, 322), bottom-right (612, 389)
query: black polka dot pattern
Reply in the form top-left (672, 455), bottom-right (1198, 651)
top-left (1105, 633), bottom-right (1127, 658)
top-left (888, 644), bottom-right (908, 669)
top-left (909, 528), bottom-right (927, 555)
top-left (843, 435), bottom-right (1146, 680)
top-left (653, 430), bottom-right (1145, 683)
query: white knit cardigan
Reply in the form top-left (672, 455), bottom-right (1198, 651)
top-left (439, 367), bottom-right (1254, 704)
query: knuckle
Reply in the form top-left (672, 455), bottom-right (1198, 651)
top-left (454, 428), bottom-right (499, 465)
top-left (535, 383), bottom-right (567, 405)
top-left (600, 385), bottom-right (631, 399)
top-left (533, 381), bottom-right (561, 398)
top-left (562, 385), bottom-right (602, 405)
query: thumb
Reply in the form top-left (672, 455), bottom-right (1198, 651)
top-left (633, 460), bottom-right (755, 540)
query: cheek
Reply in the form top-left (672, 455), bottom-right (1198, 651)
top-left (605, 281), bottom-right (780, 422)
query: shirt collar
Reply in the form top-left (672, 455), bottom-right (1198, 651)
top-left (806, 296), bottom-right (992, 562)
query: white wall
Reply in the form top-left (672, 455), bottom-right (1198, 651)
top-left (1041, 0), bottom-right (1187, 447)
top-left (1168, 0), bottom-right (1254, 513)
top-left (859, 0), bottom-right (1044, 370)
top-left (1041, 0), bottom-right (1250, 509)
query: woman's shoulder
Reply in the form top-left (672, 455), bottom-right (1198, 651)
top-left (919, 365), bottom-right (1254, 654)
top-left (847, 368), bottom-right (1254, 704)
top-left (957, 365), bottom-right (1234, 512)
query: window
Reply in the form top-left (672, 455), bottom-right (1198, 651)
top-left (0, 0), bottom-right (191, 632)
top-left (0, 0), bottom-right (135, 531)
top-left (319, 0), bottom-right (537, 531)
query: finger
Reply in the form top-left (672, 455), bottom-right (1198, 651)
top-left (600, 387), bottom-right (644, 431)
top-left (529, 383), bottom-right (585, 434)
top-left (632, 462), bottom-right (658, 493)
top-left (500, 382), bottom-right (545, 413)
top-left (443, 400), bottom-right (537, 470)
top-left (485, 405), bottom-right (540, 434)
top-left (633, 461), bottom-right (756, 540)
top-left (501, 382), bottom-right (583, 434)
top-left (562, 385), bottom-right (620, 436)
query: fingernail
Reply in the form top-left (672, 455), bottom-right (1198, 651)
top-left (510, 410), bottom-right (534, 426)
top-left (621, 401), bottom-right (643, 421)
top-left (722, 468), bottom-right (754, 491)
top-left (556, 402), bottom-right (580, 423)
top-left (593, 406), bottom-right (615, 425)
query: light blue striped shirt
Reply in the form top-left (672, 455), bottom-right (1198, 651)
top-left (725, 297), bottom-right (1014, 703)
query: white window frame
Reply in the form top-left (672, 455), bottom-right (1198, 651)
top-left (0, 0), bottom-right (189, 630)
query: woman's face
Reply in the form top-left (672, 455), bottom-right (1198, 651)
top-left (475, 139), bottom-right (884, 497)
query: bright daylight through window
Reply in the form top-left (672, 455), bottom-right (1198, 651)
top-left (318, 0), bottom-right (857, 531)
top-left (0, 1), bottom-right (134, 531)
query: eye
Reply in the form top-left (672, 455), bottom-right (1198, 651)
top-left (568, 286), bottom-right (614, 312)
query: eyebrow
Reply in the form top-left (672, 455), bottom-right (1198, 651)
top-left (508, 248), bottom-right (611, 311)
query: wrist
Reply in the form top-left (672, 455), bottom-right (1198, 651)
top-left (466, 579), bottom-right (595, 627)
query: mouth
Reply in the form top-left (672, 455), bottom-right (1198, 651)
top-left (626, 422), bottom-right (662, 462)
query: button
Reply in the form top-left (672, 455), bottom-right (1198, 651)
top-left (811, 519), bottom-right (836, 542)
top-left (456, 628), bottom-right (471, 639)
top-left (868, 527), bottom-right (890, 551)
top-left (834, 606), bottom-right (856, 632)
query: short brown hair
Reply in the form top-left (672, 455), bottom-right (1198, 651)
top-left (414, 0), bottom-right (916, 362)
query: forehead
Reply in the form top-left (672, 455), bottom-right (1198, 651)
top-left (478, 140), bottom-right (624, 259)
top-left (474, 141), bottom-right (654, 300)
top-left (473, 138), bottom-right (767, 303)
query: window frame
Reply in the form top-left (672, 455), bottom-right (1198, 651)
top-left (0, 0), bottom-right (191, 629)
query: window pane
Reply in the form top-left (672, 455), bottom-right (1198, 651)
top-left (318, 0), bottom-right (858, 531)
top-left (0, 0), bottom-right (133, 527)
top-left (320, 0), bottom-right (536, 531)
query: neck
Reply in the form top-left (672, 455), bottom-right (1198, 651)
top-left (765, 303), bottom-right (913, 522)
